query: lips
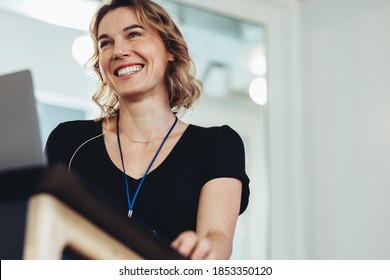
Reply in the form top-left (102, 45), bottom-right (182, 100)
top-left (114, 64), bottom-right (144, 77)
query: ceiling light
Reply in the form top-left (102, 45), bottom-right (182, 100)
top-left (249, 77), bottom-right (267, 105)
top-left (72, 35), bottom-right (94, 65)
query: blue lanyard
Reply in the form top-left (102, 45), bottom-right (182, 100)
top-left (116, 113), bottom-right (178, 219)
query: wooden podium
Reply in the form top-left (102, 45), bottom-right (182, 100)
top-left (0, 166), bottom-right (185, 260)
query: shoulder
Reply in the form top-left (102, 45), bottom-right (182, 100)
top-left (45, 119), bottom-right (103, 165)
top-left (46, 119), bottom-right (102, 148)
top-left (188, 124), bottom-right (244, 146)
top-left (50, 119), bottom-right (101, 138)
top-left (189, 124), bottom-right (239, 136)
top-left (54, 119), bottom-right (100, 133)
top-left (185, 124), bottom-right (246, 160)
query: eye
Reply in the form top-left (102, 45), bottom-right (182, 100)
top-left (128, 31), bottom-right (142, 38)
top-left (99, 40), bottom-right (111, 49)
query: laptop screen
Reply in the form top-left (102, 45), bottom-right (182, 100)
top-left (0, 70), bottom-right (46, 171)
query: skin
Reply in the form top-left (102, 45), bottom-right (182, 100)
top-left (97, 7), bottom-right (242, 259)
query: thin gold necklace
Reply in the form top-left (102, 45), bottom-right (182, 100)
top-left (119, 121), bottom-right (175, 144)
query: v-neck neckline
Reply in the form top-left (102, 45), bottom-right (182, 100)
top-left (98, 120), bottom-right (194, 181)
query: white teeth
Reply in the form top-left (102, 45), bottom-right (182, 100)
top-left (117, 65), bottom-right (142, 77)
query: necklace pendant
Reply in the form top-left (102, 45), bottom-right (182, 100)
top-left (128, 210), bottom-right (133, 219)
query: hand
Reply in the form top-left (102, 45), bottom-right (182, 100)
top-left (171, 230), bottom-right (216, 260)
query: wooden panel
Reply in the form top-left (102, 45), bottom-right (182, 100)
top-left (23, 193), bottom-right (143, 260)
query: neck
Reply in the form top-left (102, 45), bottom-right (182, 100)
top-left (116, 101), bottom-right (177, 143)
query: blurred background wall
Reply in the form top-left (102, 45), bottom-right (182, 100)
top-left (299, 0), bottom-right (390, 259)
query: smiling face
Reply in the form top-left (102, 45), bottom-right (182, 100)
top-left (97, 7), bottom-right (174, 100)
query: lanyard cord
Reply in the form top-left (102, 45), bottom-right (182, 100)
top-left (116, 113), bottom-right (178, 219)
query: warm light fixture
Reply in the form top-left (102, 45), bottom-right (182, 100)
top-left (249, 77), bottom-right (267, 105)
top-left (72, 35), bottom-right (94, 66)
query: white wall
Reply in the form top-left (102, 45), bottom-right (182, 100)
top-left (299, 0), bottom-right (390, 259)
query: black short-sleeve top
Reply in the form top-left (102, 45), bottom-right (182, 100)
top-left (45, 120), bottom-right (250, 242)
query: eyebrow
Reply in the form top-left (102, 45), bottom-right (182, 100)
top-left (97, 24), bottom-right (145, 41)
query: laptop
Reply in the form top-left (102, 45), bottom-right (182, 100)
top-left (0, 70), bottom-right (46, 171)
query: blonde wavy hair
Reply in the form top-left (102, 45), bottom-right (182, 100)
top-left (88, 0), bottom-right (202, 119)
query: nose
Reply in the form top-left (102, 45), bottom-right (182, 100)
top-left (112, 41), bottom-right (130, 60)
top-left (112, 51), bottom-right (129, 60)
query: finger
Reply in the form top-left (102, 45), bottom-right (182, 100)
top-left (190, 237), bottom-right (211, 260)
top-left (171, 231), bottom-right (198, 257)
top-left (171, 231), bottom-right (194, 248)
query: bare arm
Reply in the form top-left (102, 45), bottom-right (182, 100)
top-left (171, 177), bottom-right (242, 259)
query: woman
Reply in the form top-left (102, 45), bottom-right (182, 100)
top-left (45, 0), bottom-right (249, 260)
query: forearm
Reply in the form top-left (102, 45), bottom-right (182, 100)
top-left (172, 178), bottom-right (242, 260)
top-left (203, 230), bottom-right (233, 260)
